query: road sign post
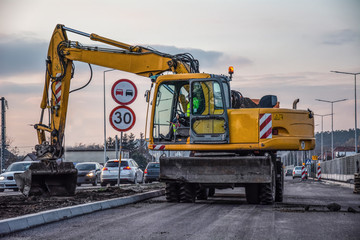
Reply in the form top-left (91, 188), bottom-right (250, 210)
top-left (109, 79), bottom-right (137, 187)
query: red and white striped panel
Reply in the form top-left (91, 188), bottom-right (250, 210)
top-left (317, 166), bottom-right (322, 180)
top-left (153, 145), bottom-right (165, 150)
top-left (55, 81), bottom-right (61, 104)
top-left (259, 113), bottom-right (272, 139)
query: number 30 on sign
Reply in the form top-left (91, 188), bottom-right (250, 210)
top-left (109, 106), bottom-right (136, 132)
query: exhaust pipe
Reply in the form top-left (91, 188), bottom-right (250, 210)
top-left (293, 99), bottom-right (299, 109)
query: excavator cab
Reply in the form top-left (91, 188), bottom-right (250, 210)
top-left (151, 75), bottom-right (230, 144)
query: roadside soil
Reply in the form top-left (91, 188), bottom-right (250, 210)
top-left (0, 182), bottom-right (164, 220)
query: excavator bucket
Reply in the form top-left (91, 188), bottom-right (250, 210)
top-left (14, 161), bottom-right (77, 197)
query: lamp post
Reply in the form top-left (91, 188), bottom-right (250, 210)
top-left (315, 98), bottom-right (347, 159)
top-left (331, 71), bottom-right (360, 153)
top-left (315, 114), bottom-right (332, 161)
top-left (103, 69), bottom-right (116, 164)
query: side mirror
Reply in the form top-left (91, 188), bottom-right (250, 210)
top-left (259, 95), bottom-right (278, 108)
top-left (144, 90), bottom-right (150, 103)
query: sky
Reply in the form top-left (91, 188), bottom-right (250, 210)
top-left (0, 0), bottom-right (359, 154)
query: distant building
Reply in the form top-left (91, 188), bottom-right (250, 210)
top-left (64, 149), bottom-right (130, 165)
top-left (21, 153), bottom-right (38, 161)
top-left (334, 146), bottom-right (357, 158)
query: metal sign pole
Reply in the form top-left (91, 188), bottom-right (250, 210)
top-left (117, 132), bottom-right (123, 187)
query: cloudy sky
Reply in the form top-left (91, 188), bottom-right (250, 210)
top-left (0, 0), bottom-right (359, 154)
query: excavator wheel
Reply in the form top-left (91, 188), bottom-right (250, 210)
top-left (14, 161), bottom-right (77, 197)
top-left (196, 187), bottom-right (209, 200)
top-left (165, 182), bottom-right (180, 202)
top-left (179, 182), bottom-right (196, 203)
top-left (259, 168), bottom-right (276, 205)
top-left (245, 184), bottom-right (260, 204)
top-left (275, 161), bottom-right (284, 202)
top-left (208, 188), bottom-right (215, 197)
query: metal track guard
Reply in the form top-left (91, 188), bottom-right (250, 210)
top-left (160, 156), bottom-right (272, 184)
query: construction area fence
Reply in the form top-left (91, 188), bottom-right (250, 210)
top-left (318, 154), bottom-right (360, 182)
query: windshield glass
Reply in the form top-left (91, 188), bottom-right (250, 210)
top-left (153, 83), bottom-right (175, 139)
top-left (105, 161), bottom-right (128, 168)
top-left (148, 163), bottom-right (160, 168)
top-left (6, 162), bottom-right (32, 172)
top-left (295, 167), bottom-right (302, 170)
top-left (76, 164), bottom-right (96, 171)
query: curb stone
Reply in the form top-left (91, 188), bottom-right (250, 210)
top-left (0, 189), bottom-right (164, 236)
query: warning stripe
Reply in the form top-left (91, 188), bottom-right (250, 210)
top-left (55, 81), bottom-right (61, 104)
top-left (259, 113), bottom-right (272, 139)
top-left (153, 145), bottom-right (165, 150)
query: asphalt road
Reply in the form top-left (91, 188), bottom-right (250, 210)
top-left (3, 177), bottom-right (360, 240)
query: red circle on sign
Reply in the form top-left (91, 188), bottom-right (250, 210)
top-left (111, 79), bottom-right (137, 105)
top-left (109, 106), bottom-right (136, 132)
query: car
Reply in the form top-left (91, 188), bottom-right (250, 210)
top-left (100, 159), bottom-right (143, 186)
top-left (0, 161), bottom-right (37, 192)
top-left (75, 162), bottom-right (102, 186)
top-left (285, 169), bottom-right (292, 176)
top-left (144, 162), bottom-right (160, 183)
top-left (292, 166), bottom-right (308, 179)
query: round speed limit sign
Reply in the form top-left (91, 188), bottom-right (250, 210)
top-left (109, 106), bottom-right (136, 132)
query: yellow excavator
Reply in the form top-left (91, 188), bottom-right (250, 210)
top-left (15, 24), bottom-right (315, 204)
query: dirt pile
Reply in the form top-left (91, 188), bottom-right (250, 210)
top-left (0, 183), bottom-right (164, 220)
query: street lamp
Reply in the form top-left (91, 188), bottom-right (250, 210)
top-left (315, 98), bottom-right (347, 159)
top-left (103, 69), bottom-right (116, 164)
top-left (315, 114), bottom-right (332, 161)
top-left (331, 71), bottom-right (360, 153)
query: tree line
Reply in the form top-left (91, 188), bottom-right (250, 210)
top-left (315, 129), bottom-right (360, 153)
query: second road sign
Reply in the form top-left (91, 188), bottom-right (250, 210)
top-left (109, 106), bottom-right (136, 132)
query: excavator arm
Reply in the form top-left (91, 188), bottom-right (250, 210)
top-left (36, 24), bottom-right (198, 160)
top-left (15, 24), bottom-right (198, 196)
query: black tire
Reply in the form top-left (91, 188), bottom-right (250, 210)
top-left (260, 165), bottom-right (276, 205)
top-left (0, 189), bottom-right (4, 192)
top-left (208, 188), bottom-right (215, 197)
top-left (179, 182), bottom-right (196, 203)
top-left (92, 177), bottom-right (98, 186)
top-left (77, 183), bottom-right (81, 187)
top-left (275, 161), bottom-right (284, 202)
top-left (245, 184), bottom-right (260, 204)
top-left (197, 187), bottom-right (208, 200)
top-left (165, 182), bottom-right (180, 202)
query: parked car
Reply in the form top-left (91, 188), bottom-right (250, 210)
top-left (0, 161), bottom-right (36, 192)
top-left (100, 159), bottom-right (143, 186)
top-left (75, 162), bottom-right (102, 186)
top-left (144, 162), bottom-right (160, 183)
top-left (285, 169), bottom-right (293, 176)
top-left (292, 166), bottom-right (308, 179)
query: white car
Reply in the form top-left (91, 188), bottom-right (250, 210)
top-left (0, 161), bottom-right (36, 192)
top-left (292, 166), bottom-right (308, 179)
top-left (100, 159), bottom-right (143, 186)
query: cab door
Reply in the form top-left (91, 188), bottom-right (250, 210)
top-left (189, 78), bottom-right (229, 143)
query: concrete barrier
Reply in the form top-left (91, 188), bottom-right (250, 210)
top-left (320, 154), bottom-right (360, 182)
